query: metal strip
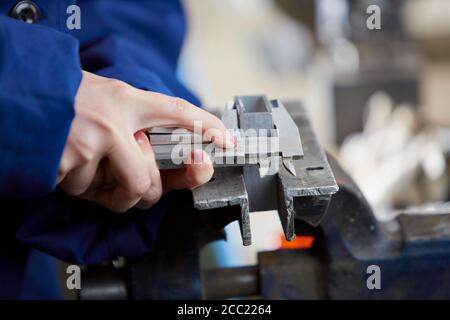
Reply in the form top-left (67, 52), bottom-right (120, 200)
top-left (270, 99), bottom-right (304, 159)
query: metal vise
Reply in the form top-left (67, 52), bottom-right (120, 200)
top-left (149, 95), bottom-right (338, 245)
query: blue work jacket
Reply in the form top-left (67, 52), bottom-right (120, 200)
top-left (0, 0), bottom-right (199, 298)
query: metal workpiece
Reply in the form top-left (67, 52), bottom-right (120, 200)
top-left (235, 95), bottom-right (274, 130)
top-left (149, 126), bottom-right (281, 170)
top-left (147, 96), bottom-right (337, 245)
top-left (152, 134), bottom-right (281, 170)
top-left (270, 99), bottom-right (303, 157)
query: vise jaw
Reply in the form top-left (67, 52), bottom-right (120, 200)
top-left (192, 96), bottom-right (338, 245)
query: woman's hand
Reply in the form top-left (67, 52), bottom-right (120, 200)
top-left (57, 71), bottom-right (234, 212)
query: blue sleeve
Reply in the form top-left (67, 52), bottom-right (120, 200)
top-left (0, 16), bottom-right (82, 197)
top-left (16, 190), bottom-right (172, 264)
top-left (75, 0), bottom-right (200, 105)
top-left (14, 0), bottom-right (199, 265)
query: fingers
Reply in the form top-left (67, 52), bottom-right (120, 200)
top-left (134, 93), bottom-right (236, 149)
top-left (59, 161), bottom-right (99, 196)
top-left (134, 131), bottom-right (163, 210)
top-left (83, 135), bottom-right (211, 212)
top-left (58, 138), bottom-right (101, 196)
top-left (162, 149), bottom-right (214, 193)
top-left (94, 135), bottom-right (150, 213)
top-left (59, 71), bottom-right (224, 213)
top-left (75, 159), bottom-right (113, 203)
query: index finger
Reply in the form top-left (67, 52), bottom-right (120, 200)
top-left (134, 93), bottom-right (236, 149)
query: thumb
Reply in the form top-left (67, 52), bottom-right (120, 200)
top-left (161, 149), bottom-right (214, 193)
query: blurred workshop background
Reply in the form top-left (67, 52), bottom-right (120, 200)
top-left (177, 0), bottom-right (450, 268)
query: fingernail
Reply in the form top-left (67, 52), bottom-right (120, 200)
top-left (191, 149), bottom-right (213, 165)
top-left (192, 149), bottom-right (204, 165)
top-left (226, 134), bottom-right (236, 148)
top-left (134, 131), bottom-right (146, 143)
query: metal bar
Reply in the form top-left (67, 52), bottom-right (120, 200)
top-left (270, 99), bottom-right (303, 159)
top-left (149, 128), bottom-right (278, 145)
top-left (221, 107), bottom-right (239, 129)
top-left (153, 136), bottom-right (281, 170)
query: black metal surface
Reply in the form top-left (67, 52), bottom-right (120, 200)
top-left (320, 157), bottom-right (450, 299)
top-left (258, 250), bottom-right (325, 300)
top-left (202, 266), bottom-right (260, 300)
top-left (79, 266), bottom-right (127, 300)
top-left (127, 190), bottom-right (211, 300)
top-left (199, 156), bottom-right (450, 300)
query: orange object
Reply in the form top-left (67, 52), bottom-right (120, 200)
top-left (279, 235), bottom-right (315, 250)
